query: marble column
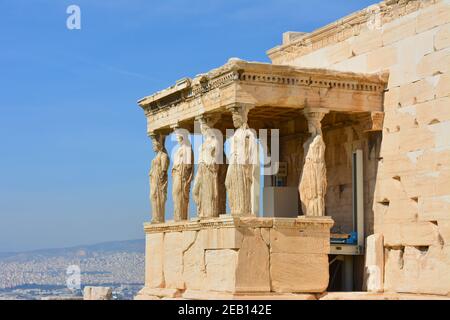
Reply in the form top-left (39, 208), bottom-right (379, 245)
top-left (192, 115), bottom-right (222, 219)
top-left (299, 108), bottom-right (329, 217)
top-left (149, 132), bottom-right (169, 223)
top-left (225, 104), bottom-right (260, 216)
top-left (218, 140), bottom-right (228, 216)
top-left (171, 126), bottom-right (194, 222)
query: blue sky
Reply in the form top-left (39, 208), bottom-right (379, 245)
top-left (0, 0), bottom-right (377, 252)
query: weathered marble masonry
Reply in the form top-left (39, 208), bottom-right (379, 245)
top-left (135, 0), bottom-right (450, 299)
top-left (135, 58), bottom-right (387, 299)
top-left (267, 0), bottom-right (450, 296)
top-left (138, 216), bottom-right (333, 299)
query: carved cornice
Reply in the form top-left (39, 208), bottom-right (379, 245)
top-left (138, 59), bottom-right (387, 118)
top-left (361, 111), bottom-right (385, 132)
top-left (138, 62), bottom-right (241, 117)
top-left (267, 0), bottom-right (437, 62)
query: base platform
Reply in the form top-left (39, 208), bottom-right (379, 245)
top-left (136, 215), bottom-right (334, 299)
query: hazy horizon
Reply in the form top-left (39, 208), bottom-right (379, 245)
top-left (0, 237), bottom-right (145, 255)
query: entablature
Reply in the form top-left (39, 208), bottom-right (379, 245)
top-left (138, 59), bottom-right (388, 134)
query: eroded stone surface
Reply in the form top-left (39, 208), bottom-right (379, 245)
top-left (270, 226), bottom-right (329, 254)
top-left (205, 249), bottom-right (238, 292)
top-left (164, 232), bottom-right (184, 289)
top-left (270, 253), bottom-right (329, 293)
top-left (385, 245), bottom-right (450, 295)
top-left (141, 217), bottom-right (332, 297)
top-left (201, 226), bottom-right (244, 250)
top-left (264, 0), bottom-right (450, 296)
top-left (235, 228), bottom-right (270, 292)
top-left (182, 231), bottom-right (206, 291)
top-left (145, 233), bottom-right (164, 288)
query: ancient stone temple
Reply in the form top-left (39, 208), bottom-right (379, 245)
top-left (136, 0), bottom-right (450, 300)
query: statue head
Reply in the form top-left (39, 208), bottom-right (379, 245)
top-left (175, 132), bottom-right (183, 144)
top-left (198, 115), bottom-right (219, 137)
top-left (303, 109), bottom-right (327, 137)
top-left (199, 118), bottom-right (211, 137)
top-left (150, 133), bottom-right (165, 152)
top-left (230, 105), bottom-right (249, 129)
top-left (174, 128), bottom-right (190, 146)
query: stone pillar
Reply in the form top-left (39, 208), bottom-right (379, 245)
top-left (364, 233), bottom-right (384, 293)
top-left (219, 139), bottom-right (228, 216)
top-left (192, 115), bottom-right (223, 219)
top-left (299, 108), bottom-right (329, 217)
top-left (149, 132), bottom-right (169, 224)
top-left (171, 125), bottom-right (194, 222)
top-left (225, 104), bottom-right (260, 216)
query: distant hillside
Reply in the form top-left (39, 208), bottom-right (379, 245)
top-left (0, 239), bottom-right (145, 262)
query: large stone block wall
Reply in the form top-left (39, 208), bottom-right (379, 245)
top-left (270, 0), bottom-right (450, 295)
top-left (136, 216), bottom-right (333, 299)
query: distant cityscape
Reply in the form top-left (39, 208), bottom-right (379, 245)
top-left (0, 240), bottom-right (145, 300)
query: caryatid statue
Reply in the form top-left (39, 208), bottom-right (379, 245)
top-left (171, 128), bottom-right (194, 221)
top-left (225, 105), bottom-right (259, 216)
top-left (149, 133), bottom-right (169, 223)
top-left (299, 109), bottom-right (329, 217)
top-left (193, 116), bottom-right (222, 219)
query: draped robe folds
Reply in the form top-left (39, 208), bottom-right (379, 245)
top-left (299, 135), bottom-right (327, 217)
top-left (225, 124), bottom-right (259, 216)
top-left (172, 144), bottom-right (194, 221)
top-left (149, 150), bottom-right (169, 223)
top-left (193, 136), bottom-right (220, 218)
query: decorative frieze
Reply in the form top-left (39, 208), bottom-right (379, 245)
top-left (138, 60), bottom-right (387, 122)
top-left (267, 0), bottom-right (437, 63)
